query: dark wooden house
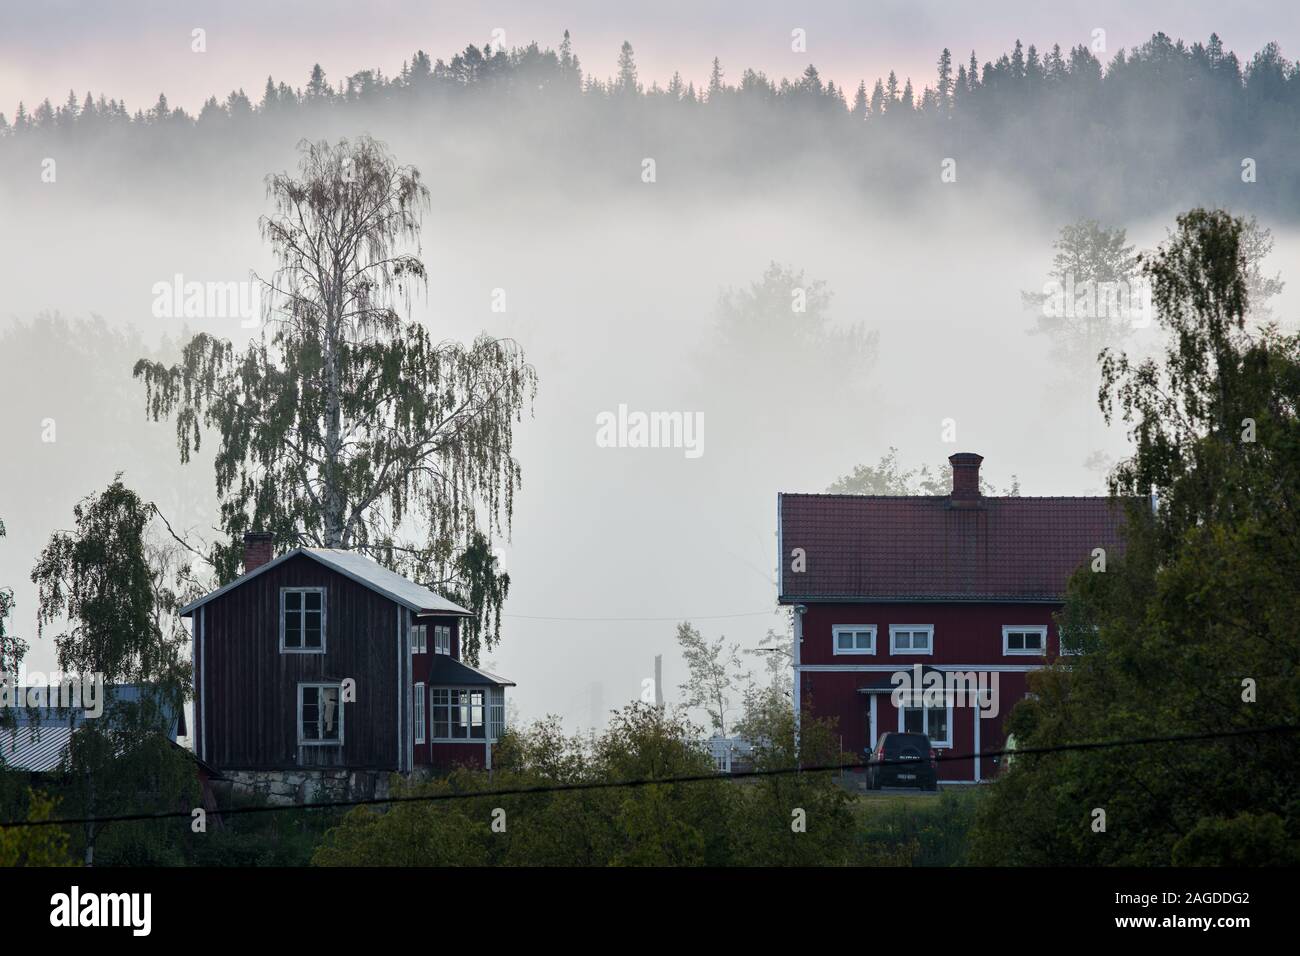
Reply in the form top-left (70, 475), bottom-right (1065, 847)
top-left (180, 533), bottom-right (513, 775)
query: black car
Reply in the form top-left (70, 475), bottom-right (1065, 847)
top-left (866, 732), bottom-right (938, 791)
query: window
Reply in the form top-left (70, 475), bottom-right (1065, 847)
top-left (281, 588), bottom-right (325, 652)
top-left (429, 687), bottom-right (488, 740)
top-left (431, 688), bottom-right (450, 739)
top-left (1003, 625), bottom-right (1047, 656)
top-left (434, 625), bottom-right (451, 655)
top-left (414, 683), bottom-right (426, 744)
top-left (890, 625), bottom-right (933, 656)
top-left (411, 624), bottom-right (427, 654)
top-left (832, 625), bottom-right (875, 655)
top-left (298, 683), bottom-right (342, 744)
top-left (488, 687), bottom-right (505, 740)
top-left (901, 703), bottom-right (951, 747)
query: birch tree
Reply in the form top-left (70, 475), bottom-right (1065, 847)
top-left (134, 137), bottom-right (536, 659)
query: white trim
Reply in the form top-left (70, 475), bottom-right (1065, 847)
top-left (297, 682), bottom-right (344, 746)
top-left (279, 586), bottom-right (326, 653)
top-left (198, 606), bottom-right (205, 761)
top-left (832, 624), bottom-right (876, 656)
top-left (868, 693), bottom-right (877, 753)
top-left (405, 618), bottom-right (413, 771)
top-left (888, 624), bottom-right (934, 656)
top-left (427, 686), bottom-right (491, 743)
top-left (1002, 624), bottom-right (1048, 656)
top-left (433, 624), bottom-right (451, 655)
top-left (414, 683), bottom-right (426, 744)
top-left (776, 493), bottom-right (784, 600)
top-left (396, 607), bottom-right (404, 771)
top-left (410, 623), bottom-right (427, 655)
top-left (897, 698), bottom-right (954, 748)
top-left (800, 663), bottom-right (1046, 673)
top-left (792, 606), bottom-right (804, 755)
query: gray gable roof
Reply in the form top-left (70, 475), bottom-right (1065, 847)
top-left (179, 547), bottom-right (471, 617)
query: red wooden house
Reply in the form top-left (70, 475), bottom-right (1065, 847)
top-left (777, 453), bottom-right (1131, 784)
top-left (180, 533), bottom-right (513, 781)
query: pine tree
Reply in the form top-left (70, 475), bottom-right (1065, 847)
top-left (708, 57), bottom-right (725, 101)
top-left (936, 48), bottom-right (954, 109)
top-left (307, 63), bottom-right (329, 100)
top-left (668, 71), bottom-right (685, 100)
top-left (1026, 43), bottom-right (1042, 84)
top-left (852, 79), bottom-right (869, 119)
top-left (1047, 44), bottom-right (1067, 83)
top-left (800, 64), bottom-right (823, 96)
top-left (616, 41), bottom-right (638, 95)
top-left (261, 76), bottom-right (278, 111)
top-left (869, 78), bottom-right (885, 116)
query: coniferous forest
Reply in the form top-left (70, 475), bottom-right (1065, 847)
top-left (3, 31), bottom-right (1300, 219)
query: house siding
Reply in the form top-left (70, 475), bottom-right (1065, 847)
top-left (410, 615), bottom-right (465, 767)
top-left (798, 602), bottom-right (1054, 781)
top-left (198, 553), bottom-right (404, 772)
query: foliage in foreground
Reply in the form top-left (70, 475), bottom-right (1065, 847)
top-left (970, 209), bottom-right (1300, 865)
top-left (312, 701), bottom-right (979, 867)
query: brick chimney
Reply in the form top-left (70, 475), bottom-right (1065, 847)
top-left (243, 532), bottom-right (275, 574)
top-left (948, 452), bottom-right (984, 502)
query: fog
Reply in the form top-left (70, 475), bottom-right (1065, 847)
top-left (3, 24), bottom-right (1299, 737)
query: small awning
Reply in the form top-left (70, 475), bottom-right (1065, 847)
top-left (856, 664), bottom-right (947, 695)
top-left (428, 655), bottom-right (515, 687)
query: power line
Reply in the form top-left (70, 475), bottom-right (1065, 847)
top-left (502, 611), bottom-right (776, 622)
top-left (1, 723), bottom-right (1294, 831)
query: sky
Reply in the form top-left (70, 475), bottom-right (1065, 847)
top-left (2, 0), bottom-right (1296, 116)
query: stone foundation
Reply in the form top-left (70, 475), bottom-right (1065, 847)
top-left (218, 769), bottom-right (395, 807)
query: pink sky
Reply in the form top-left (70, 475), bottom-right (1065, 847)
top-left (1, 0), bottom-right (1295, 115)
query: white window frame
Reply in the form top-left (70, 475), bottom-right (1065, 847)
top-left (898, 700), bottom-right (953, 748)
top-left (414, 683), bottom-right (426, 744)
top-left (832, 625), bottom-right (876, 656)
top-left (1003, 625), bottom-right (1048, 656)
top-left (488, 686), bottom-right (505, 740)
top-left (280, 587), bottom-right (326, 654)
top-left (889, 624), bottom-right (934, 656)
top-left (434, 625), bottom-right (451, 656)
top-left (410, 623), bottom-right (428, 655)
top-left (428, 686), bottom-right (499, 742)
top-left (297, 682), bottom-right (344, 746)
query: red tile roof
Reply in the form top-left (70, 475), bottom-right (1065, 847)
top-left (779, 493), bottom-right (1136, 604)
